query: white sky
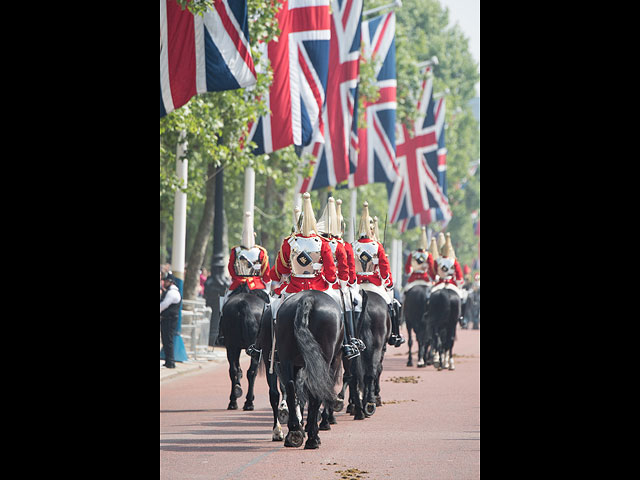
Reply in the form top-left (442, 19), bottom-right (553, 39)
top-left (437, 0), bottom-right (479, 95)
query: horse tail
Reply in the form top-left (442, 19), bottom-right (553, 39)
top-left (293, 295), bottom-right (336, 406)
top-left (236, 299), bottom-right (256, 347)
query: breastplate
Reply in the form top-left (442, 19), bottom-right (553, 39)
top-left (437, 257), bottom-right (455, 279)
top-left (353, 241), bottom-right (378, 275)
top-left (289, 236), bottom-right (323, 277)
top-left (233, 247), bottom-right (262, 277)
top-left (411, 251), bottom-right (429, 273)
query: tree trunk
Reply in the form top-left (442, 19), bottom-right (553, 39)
top-left (183, 162), bottom-right (216, 301)
top-left (160, 219), bottom-right (168, 265)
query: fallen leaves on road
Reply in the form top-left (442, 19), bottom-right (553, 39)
top-left (385, 376), bottom-right (421, 383)
top-left (335, 467), bottom-right (369, 479)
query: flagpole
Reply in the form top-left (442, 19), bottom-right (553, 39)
top-left (363, 0), bottom-right (402, 17)
top-left (162, 130), bottom-right (189, 363)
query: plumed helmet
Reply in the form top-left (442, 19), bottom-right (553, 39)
top-left (335, 199), bottom-right (346, 238)
top-left (317, 197), bottom-right (339, 237)
top-left (357, 201), bottom-right (373, 239)
top-left (292, 205), bottom-right (301, 234)
top-left (420, 226), bottom-right (428, 250)
top-left (299, 192), bottom-right (318, 236)
top-left (241, 211), bottom-right (255, 249)
top-left (372, 216), bottom-right (380, 242)
top-left (429, 236), bottom-right (439, 259)
top-left (437, 232), bottom-right (446, 250)
top-left (441, 232), bottom-right (456, 259)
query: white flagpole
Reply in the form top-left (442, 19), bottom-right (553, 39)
top-left (166, 130), bottom-right (189, 362)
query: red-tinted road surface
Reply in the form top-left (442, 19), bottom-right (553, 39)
top-left (160, 327), bottom-right (480, 479)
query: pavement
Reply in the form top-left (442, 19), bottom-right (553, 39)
top-left (160, 346), bottom-right (229, 382)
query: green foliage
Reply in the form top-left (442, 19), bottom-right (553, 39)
top-left (161, 0), bottom-right (480, 272)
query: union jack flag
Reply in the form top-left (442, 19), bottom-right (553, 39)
top-left (247, 0), bottom-right (331, 154)
top-left (160, 0), bottom-right (257, 118)
top-left (351, 11), bottom-right (398, 187)
top-left (388, 69), bottom-right (452, 231)
top-left (296, 0), bottom-right (363, 192)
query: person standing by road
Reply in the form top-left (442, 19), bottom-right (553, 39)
top-left (160, 272), bottom-right (182, 369)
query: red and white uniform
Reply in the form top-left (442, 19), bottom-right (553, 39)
top-left (404, 249), bottom-right (436, 284)
top-left (270, 233), bottom-right (337, 294)
top-left (227, 245), bottom-right (270, 291)
top-left (352, 237), bottom-right (394, 305)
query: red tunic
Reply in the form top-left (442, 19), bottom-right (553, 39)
top-left (341, 240), bottom-right (357, 285)
top-left (404, 249), bottom-right (436, 283)
top-left (270, 234), bottom-right (337, 293)
top-left (354, 238), bottom-right (393, 288)
top-left (227, 245), bottom-right (270, 291)
top-left (326, 237), bottom-right (350, 289)
top-left (436, 257), bottom-right (464, 286)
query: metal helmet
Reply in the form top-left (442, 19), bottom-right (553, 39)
top-left (317, 197), bottom-right (339, 237)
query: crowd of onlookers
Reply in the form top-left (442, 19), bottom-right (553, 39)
top-left (160, 262), bottom-right (209, 298)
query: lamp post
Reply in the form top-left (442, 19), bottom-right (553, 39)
top-left (205, 165), bottom-right (230, 346)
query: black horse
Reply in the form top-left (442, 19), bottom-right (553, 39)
top-left (402, 284), bottom-right (432, 367)
top-left (275, 290), bottom-right (343, 449)
top-left (428, 287), bottom-right (461, 371)
top-left (219, 283), bottom-right (267, 410)
top-left (323, 291), bottom-right (370, 426)
top-left (357, 289), bottom-right (391, 416)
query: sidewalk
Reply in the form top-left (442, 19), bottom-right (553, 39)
top-left (160, 346), bottom-right (228, 382)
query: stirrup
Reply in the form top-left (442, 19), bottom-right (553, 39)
top-left (388, 334), bottom-right (398, 346)
top-left (394, 335), bottom-right (406, 347)
top-left (351, 338), bottom-right (366, 351)
top-left (342, 344), bottom-right (360, 360)
top-left (246, 344), bottom-right (262, 359)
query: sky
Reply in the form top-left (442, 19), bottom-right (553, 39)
top-left (437, 0), bottom-right (479, 95)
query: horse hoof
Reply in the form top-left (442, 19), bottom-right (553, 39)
top-left (278, 408), bottom-right (289, 425)
top-left (333, 398), bottom-right (344, 412)
top-left (272, 426), bottom-right (284, 441)
top-left (346, 403), bottom-right (354, 415)
top-left (233, 384), bottom-right (243, 398)
top-left (354, 409), bottom-right (365, 420)
top-left (375, 395), bottom-right (382, 407)
top-left (284, 430), bottom-right (304, 448)
top-left (407, 361), bottom-right (413, 367)
top-left (304, 437), bottom-right (320, 449)
top-left (243, 402), bottom-right (254, 411)
top-left (227, 402), bottom-right (238, 410)
top-left (417, 360), bottom-right (425, 367)
top-left (318, 421), bottom-right (331, 431)
top-left (328, 415), bottom-right (338, 425)
top-left (364, 402), bottom-right (376, 416)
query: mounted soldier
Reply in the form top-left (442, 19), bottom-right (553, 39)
top-left (403, 226), bottom-right (436, 297)
top-left (246, 192), bottom-right (339, 359)
top-left (352, 201), bottom-right (405, 347)
top-left (220, 212), bottom-right (271, 315)
top-left (431, 233), bottom-right (466, 300)
top-left (317, 197), bottom-right (363, 359)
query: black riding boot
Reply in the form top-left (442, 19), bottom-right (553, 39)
top-left (387, 303), bottom-right (405, 347)
top-left (346, 309), bottom-right (365, 351)
top-left (246, 304), bottom-right (269, 360)
top-left (342, 310), bottom-right (360, 359)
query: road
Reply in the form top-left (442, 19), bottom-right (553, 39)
top-left (160, 326), bottom-right (480, 479)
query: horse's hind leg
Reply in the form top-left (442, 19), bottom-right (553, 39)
top-left (243, 356), bottom-right (258, 411)
top-left (283, 376), bottom-right (304, 448)
top-left (304, 394), bottom-right (322, 449)
top-left (226, 348), bottom-right (241, 410)
top-left (407, 326), bottom-right (414, 366)
top-left (319, 402), bottom-right (334, 430)
top-left (266, 369), bottom-right (283, 441)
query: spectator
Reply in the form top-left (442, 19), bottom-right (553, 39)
top-left (160, 271), bottom-right (182, 369)
top-left (199, 267), bottom-right (209, 297)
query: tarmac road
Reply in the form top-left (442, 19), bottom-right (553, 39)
top-left (160, 326), bottom-right (480, 480)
